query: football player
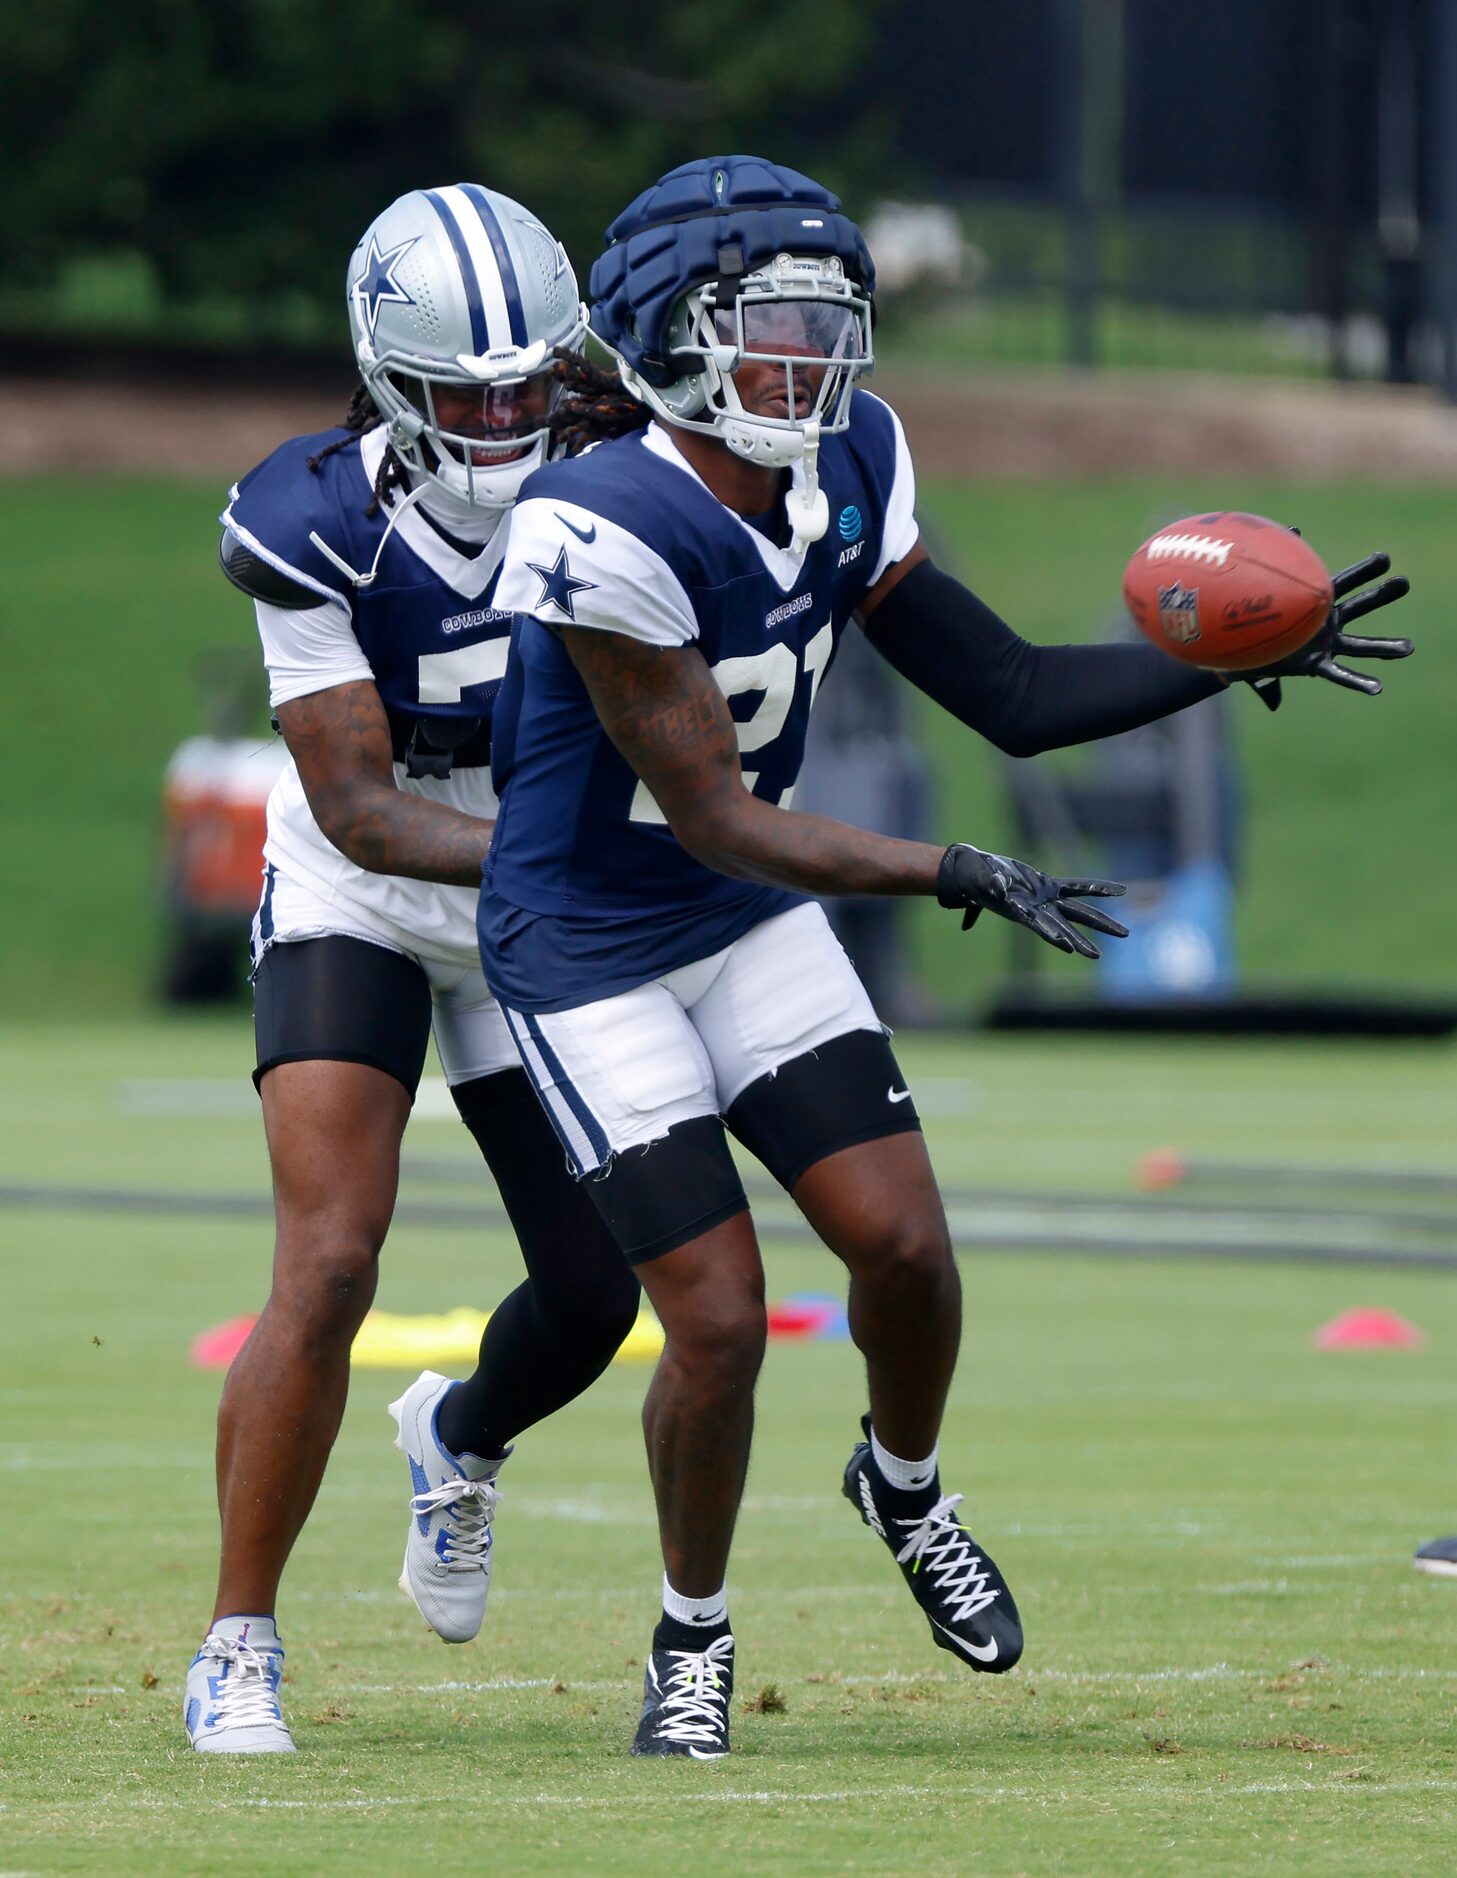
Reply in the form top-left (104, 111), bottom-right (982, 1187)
top-left (184, 186), bottom-right (641, 1754)
top-left (476, 154), bottom-right (1414, 1758)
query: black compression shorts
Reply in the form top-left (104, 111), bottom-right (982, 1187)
top-left (581, 1027), bottom-right (922, 1263)
top-left (252, 934), bottom-right (434, 1096)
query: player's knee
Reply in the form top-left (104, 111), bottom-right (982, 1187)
top-left (317, 1257), bottom-right (380, 1325)
top-left (271, 1219), bottom-right (385, 1339)
top-left (662, 1288), bottom-right (767, 1390)
top-left (871, 1212), bottom-right (955, 1293)
top-left (543, 1254), bottom-right (642, 1353)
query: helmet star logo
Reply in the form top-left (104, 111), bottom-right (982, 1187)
top-left (527, 546), bottom-right (597, 622)
top-left (353, 234), bottom-right (418, 339)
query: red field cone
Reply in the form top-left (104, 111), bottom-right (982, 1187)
top-left (1312, 1307), bottom-right (1427, 1351)
top-left (1137, 1148), bottom-right (1188, 1190)
top-left (190, 1313), bottom-right (258, 1368)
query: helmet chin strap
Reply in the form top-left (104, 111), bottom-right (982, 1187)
top-left (782, 420), bottom-right (828, 547)
top-left (622, 345), bottom-right (832, 547)
top-left (721, 416), bottom-right (828, 547)
top-left (306, 442), bottom-right (515, 587)
top-left (308, 477), bottom-right (431, 588)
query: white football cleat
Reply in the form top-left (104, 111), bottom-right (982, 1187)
top-left (389, 1370), bottom-right (506, 1644)
top-left (184, 1623), bottom-right (296, 1753)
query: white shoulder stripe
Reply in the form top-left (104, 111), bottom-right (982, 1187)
top-left (865, 396), bottom-right (919, 586)
top-left (496, 497), bottom-right (698, 648)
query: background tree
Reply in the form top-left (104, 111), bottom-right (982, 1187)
top-left (3, 0), bottom-right (890, 347)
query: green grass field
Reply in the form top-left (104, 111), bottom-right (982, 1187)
top-left (3, 1017), bottom-right (1456, 1874)
top-left (880, 298), bottom-right (1337, 379)
top-left (1, 471), bottom-right (1451, 1019)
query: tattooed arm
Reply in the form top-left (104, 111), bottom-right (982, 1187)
top-left (277, 680), bottom-right (491, 887)
top-left (559, 628), bottom-right (943, 897)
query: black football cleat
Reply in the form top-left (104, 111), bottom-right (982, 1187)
top-left (844, 1417), bottom-right (1023, 1673)
top-left (630, 1629), bottom-right (735, 1758)
top-left (1414, 1536), bottom-right (1457, 1579)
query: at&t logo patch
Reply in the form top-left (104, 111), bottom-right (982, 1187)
top-left (837, 505), bottom-right (863, 543)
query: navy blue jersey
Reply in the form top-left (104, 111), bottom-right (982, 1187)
top-left (223, 425), bottom-right (513, 736)
top-left (481, 392), bottom-right (918, 1011)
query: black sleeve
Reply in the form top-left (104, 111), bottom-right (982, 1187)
top-left (862, 557), bottom-right (1224, 758)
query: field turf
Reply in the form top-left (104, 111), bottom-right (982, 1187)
top-left (2, 1017), bottom-right (1455, 1874)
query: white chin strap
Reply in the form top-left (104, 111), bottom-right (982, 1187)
top-left (722, 416), bottom-right (828, 547)
top-left (617, 357), bottom-right (832, 548)
top-left (721, 415), bottom-right (804, 470)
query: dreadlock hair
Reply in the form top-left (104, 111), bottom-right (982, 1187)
top-left (305, 380), bottom-right (410, 517)
top-left (549, 349), bottom-right (652, 456)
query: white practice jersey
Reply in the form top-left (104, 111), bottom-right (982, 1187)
top-left (255, 672), bottom-right (496, 965)
top-left (227, 422), bottom-right (515, 966)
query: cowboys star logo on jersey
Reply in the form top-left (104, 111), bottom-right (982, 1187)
top-left (352, 234), bottom-right (418, 339)
top-left (526, 546), bottom-right (597, 621)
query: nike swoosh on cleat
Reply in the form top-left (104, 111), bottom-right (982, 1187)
top-left (407, 1456), bottom-right (433, 1535)
top-left (857, 1470), bottom-right (887, 1538)
top-left (557, 513), bottom-right (597, 543)
top-left (887, 1087), bottom-right (912, 1104)
top-left (931, 1616), bottom-right (999, 1662)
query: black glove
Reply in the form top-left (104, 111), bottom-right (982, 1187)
top-left (1246, 548), bottom-right (1413, 712)
top-left (937, 843), bottom-right (1128, 960)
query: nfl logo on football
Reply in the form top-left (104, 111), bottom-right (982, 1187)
top-left (1157, 580), bottom-right (1201, 646)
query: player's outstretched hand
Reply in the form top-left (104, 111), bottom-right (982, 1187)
top-left (1246, 548), bottom-right (1413, 712)
top-left (937, 843), bottom-right (1128, 959)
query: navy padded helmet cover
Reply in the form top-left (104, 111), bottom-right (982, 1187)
top-left (589, 154), bottom-right (875, 388)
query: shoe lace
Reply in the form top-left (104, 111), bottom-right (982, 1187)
top-left (651, 1634), bottom-right (734, 1746)
top-left (892, 1493), bottom-right (999, 1622)
top-left (201, 1637), bottom-right (283, 1728)
top-left (409, 1475), bottom-right (498, 1570)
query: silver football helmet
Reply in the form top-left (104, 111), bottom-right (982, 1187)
top-left (347, 185), bottom-right (586, 514)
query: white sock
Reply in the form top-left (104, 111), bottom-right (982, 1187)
top-left (870, 1427), bottom-right (938, 1493)
top-left (207, 1612), bottom-right (280, 1649)
top-left (662, 1574), bottom-right (729, 1630)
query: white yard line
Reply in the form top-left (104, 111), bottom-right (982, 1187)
top-left (325, 1662), bottom-right (1457, 1697)
top-left (9, 1776), bottom-right (1457, 1817)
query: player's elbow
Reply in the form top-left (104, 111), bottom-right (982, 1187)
top-left (995, 727), bottom-right (1047, 759)
top-left (318, 815), bottom-right (377, 872)
top-left (966, 674), bottom-right (1049, 758)
top-left (306, 781), bottom-right (389, 871)
top-left (663, 794), bottom-right (761, 881)
top-left (970, 685), bottom-right (1050, 757)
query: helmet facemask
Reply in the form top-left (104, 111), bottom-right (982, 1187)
top-left (619, 253), bottom-right (872, 544)
top-left (360, 341), bottom-right (564, 516)
top-left (648, 254), bottom-right (871, 462)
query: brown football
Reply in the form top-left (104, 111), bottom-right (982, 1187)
top-left (1123, 512), bottom-right (1333, 671)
